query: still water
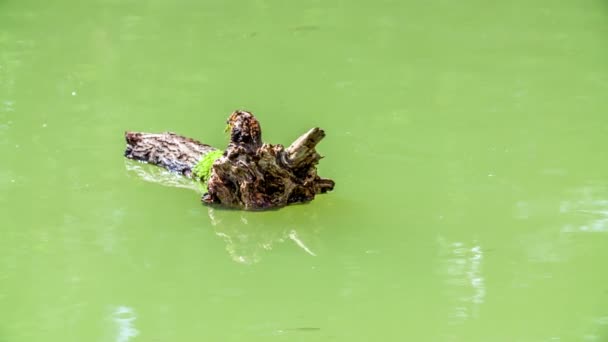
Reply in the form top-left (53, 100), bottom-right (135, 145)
top-left (1, 0), bottom-right (608, 341)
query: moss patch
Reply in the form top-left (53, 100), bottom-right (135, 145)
top-left (192, 149), bottom-right (224, 183)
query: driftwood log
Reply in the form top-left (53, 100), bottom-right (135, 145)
top-left (124, 110), bottom-right (335, 210)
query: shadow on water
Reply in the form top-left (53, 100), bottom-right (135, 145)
top-left (125, 159), bottom-right (325, 264)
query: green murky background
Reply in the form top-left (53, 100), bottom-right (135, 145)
top-left (1, 0), bottom-right (608, 341)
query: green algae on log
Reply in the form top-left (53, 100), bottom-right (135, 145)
top-left (124, 110), bottom-right (335, 210)
top-left (192, 149), bottom-right (224, 182)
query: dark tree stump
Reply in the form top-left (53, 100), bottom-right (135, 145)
top-left (124, 110), bottom-right (335, 210)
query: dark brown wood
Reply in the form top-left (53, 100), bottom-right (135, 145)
top-left (124, 132), bottom-right (217, 177)
top-left (124, 110), bottom-right (335, 210)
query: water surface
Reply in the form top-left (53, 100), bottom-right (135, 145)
top-left (1, 0), bottom-right (608, 341)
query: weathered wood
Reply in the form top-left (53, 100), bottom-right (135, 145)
top-left (124, 132), bottom-right (216, 177)
top-left (124, 110), bottom-right (335, 210)
top-left (284, 127), bottom-right (324, 168)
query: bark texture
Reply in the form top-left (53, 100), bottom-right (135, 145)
top-left (124, 110), bottom-right (334, 210)
top-left (124, 132), bottom-right (216, 177)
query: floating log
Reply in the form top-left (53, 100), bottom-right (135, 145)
top-left (124, 110), bottom-right (335, 210)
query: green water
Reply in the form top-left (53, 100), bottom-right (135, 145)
top-left (2, 0), bottom-right (608, 341)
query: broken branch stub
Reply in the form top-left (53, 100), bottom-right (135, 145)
top-left (284, 127), bottom-right (325, 169)
top-left (124, 110), bottom-right (334, 210)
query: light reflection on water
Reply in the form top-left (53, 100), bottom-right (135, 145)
top-left (111, 306), bottom-right (139, 342)
top-left (2, 100), bottom-right (14, 112)
top-left (596, 316), bottom-right (608, 325)
top-left (437, 237), bottom-right (485, 325)
top-left (585, 313), bottom-right (608, 341)
top-left (560, 187), bottom-right (608, 233)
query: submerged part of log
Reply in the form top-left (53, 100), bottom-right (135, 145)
top-left (124, 110), bottom-right (335, 210)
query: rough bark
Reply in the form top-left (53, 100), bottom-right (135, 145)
top-left (124, 110), bottom-right (335, 210)
top-left (124, 132), bottom-right (216, 178)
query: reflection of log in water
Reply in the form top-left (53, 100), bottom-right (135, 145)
top-left (207, 207), bottom-right (322, 264)
top-left (124, 159), bottom-right (323, 264)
